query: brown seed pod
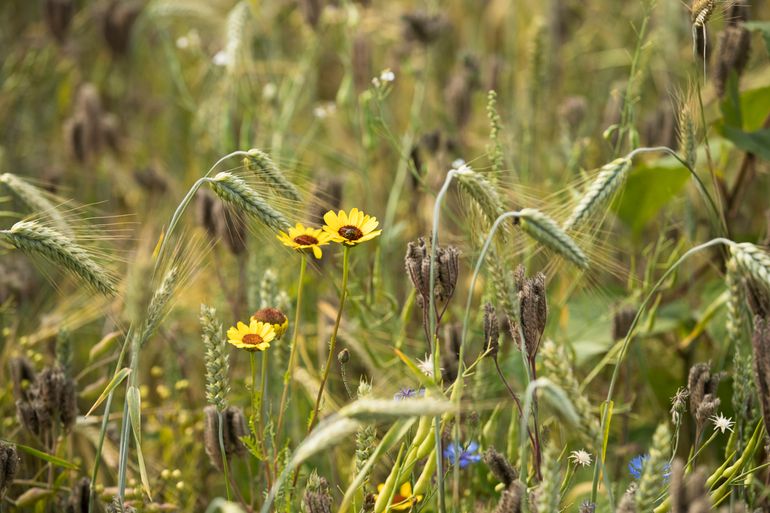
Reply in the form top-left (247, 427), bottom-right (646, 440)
top-left (44, 0), bottom-right (74, 43)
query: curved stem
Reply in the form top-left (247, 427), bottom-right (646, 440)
top-left (308, 245), bottom-right (350, 433)
top-left (589, 237), bottom-right (735, 504)
top-left (275, 256), bottom-right (307, 452)
top-left (218, 411), bottom-right (233, 501)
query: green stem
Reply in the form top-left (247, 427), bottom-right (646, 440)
top-left (218, 411), bottom-right (233, 501)
top-left (275, 256), bottom-right (307, 451)
top-left (308, 245), bottom-right (350, 433)
top-left (590, 238), bottom-right (735, 504)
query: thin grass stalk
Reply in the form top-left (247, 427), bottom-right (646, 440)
top-left (275, 256), bottom-right (307, 454)
top-left (308, 246), bottom-right (350, 433)
top-left (589, 237), bottom-right (735, 505)
top-left (154, 150), bottom-right (251, 273)
top-left (217, 410), bottom-right (232, 501)
top-left (427, 170), bottom-right (461, 513)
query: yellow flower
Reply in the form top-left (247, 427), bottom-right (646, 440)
top-left (277, 223), bottom-right (332, 259)
top-left (375, 482), bottom-right (422, 511)
top-left (226, 319), bottom-right (275, 351)
top-left (322, 208), bottom-right (382, 246)
top-left (251, 307), bottom-right (289, 339)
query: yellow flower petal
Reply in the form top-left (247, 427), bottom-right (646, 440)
top-left (312, 246), bottom-right (322, 259)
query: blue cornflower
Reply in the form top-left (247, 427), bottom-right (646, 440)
top-left (628, 454), bottom-right (671, 481)
top-left (628, 454), bottom-right (648, 479)
top-left (443, 441), bottom-right (482, 469)
top-left (393, 387), bottom-right (425, 400)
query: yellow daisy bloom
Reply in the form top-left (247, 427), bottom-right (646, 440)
top-left (375, 482), bottom-right (422, 511)
top-left (322, 208), bottom-right (382, 246)
top-left (226, 319), bottom-right (276, 352)
top-left (251, 307), bottom-right (289, 339)
top-left (277, 223), bottom-right (332, 259)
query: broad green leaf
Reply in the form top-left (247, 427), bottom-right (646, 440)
top-left (721, 126), bottom-right (770, 162)
top-left (1, 439), bottom-right (79, 470)
top-left (613, 159), bottom-right (690, 234)
top-left (85, 367), bottom-right (131, 417)
top-left (737, 86), bottom-right (770, 131)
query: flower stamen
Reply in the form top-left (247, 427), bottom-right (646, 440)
top-left (339, 225), bottom-right (363, 241)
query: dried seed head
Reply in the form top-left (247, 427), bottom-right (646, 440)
top-left (668, 459), bottom-right (710, 513)
top-left (303, 472), bottom-right (333, 513)
top-left (103, 0), bottom-right (142, 56)
top-left (0, 442), bottom-right (19, 500)
top-left (494, 480), bottom-right (524, 513)
top-left (518, 208), bottom-right (589, 269)
top-left (670, 387), bottom-right (690, 424)
top-left (436, 245), bottom-right (460, 301)
top-left (337, 348), bottom-right (350, 364)
top-left (579, 501), bottom-right (597, 513)
top-left (508, 267), bottom-right (548, 359)
top-left (133, 167), bottom-right (168, 194)
top-left (714, 25), bottom-right (751, 98)
top-left (483, 303), bottom-right (500, 358)
top-left (484, 447), bottom-right (517, 488)
top-left (559, 95), bottom-right (588, 136)
top-left (67, 477), bottom-right (91, 513)
top-left (617, 483), bottom-right (638, 513)
top-left (44, 0), bottom-right (74, 43)
top-left (203, 405), bottom-right (247, 469)
top-left (9, 356), bottom-right (36, 402)
top-left (444, 55), bottom-right (481, 130)
top-left (751, 317), bottom-right (770, 435)
top-left (442, 323), bottom-right (462, 382)
top-left (688, 362), bottom-right (722, 431)
top-left (405, 237), bottom-right (429, 299)
top-left (401, 11), bottom-right (449, 46)
top-left (612, 307), bottom-right (636, 341)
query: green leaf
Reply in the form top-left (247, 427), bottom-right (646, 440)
top-left (0, 439), bottom-right (79, 469)
top-left (722, 126), bottom-right (770, 161)
top-left (720, 72), bottom-right (743, 129)
top-left (613, 158), bottom-right (691, 234)
top-left (127, 386), bottom-right (152, 499)
top-left (744, 21), bottom-right (770, 55)
top-left (86, 367), bottom-right (131, 417)
top-left (737, 86), bottom-right (770, 131)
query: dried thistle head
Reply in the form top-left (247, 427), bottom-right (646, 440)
top-left (508, 266), bottom-right (548, 360)
top-left (442, 323), bottom-right (462, 382)
top-left (494, 480), bottom-right (525, 513)
top-left (9, 356), bottom-right (36, 402)
top-left (484, 447), bottom-right (517, 488)
top-left (688, 362), bottom-right (722, 432)
top-left (401, 11), bottom-right (449, 46)
top-left (714, 25), bottom-right (751, 98)
top-left (436, 245), bottom-right (460, 301)
top-left (67, 477), bottom-right (91, 513)
top-left (668, 459), bottom-right (710, 513)
top-left (670, 387), bottom-right (690, 424)
top-left (103, 0), bottom-right (142, 56)
top-left (203, 405), bottom-right (248, 469)
top-left (612, 307), bottom-right (636, 341)
top-left (0, 442), bottom-right (19, 500)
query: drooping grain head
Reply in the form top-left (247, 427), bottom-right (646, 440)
top-left (208, 172), bottom-right (290, 232)
top-left (243, 148), bottom-right (302, 202)
top-left (0, 220), bottom-right (116, 296)
top-left (676, 85), bottom-right (699, 171)
top-left (563, 158), bottom-right (632, 231)
top-left (730, 243), bottom-right (770, 294)
top-left (691, 0), bottom-right (715, 27)
top-left (454, 165), bottom-right (507, 227)
top-left (518, 208), bottom-right (589, 269)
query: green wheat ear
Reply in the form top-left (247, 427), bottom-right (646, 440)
top-left (730, 243), bottom-right (770, 293)
top-left (243, 148), bottom-right (302, 202)
top-left (207, 172), bottom-right (291, 232)
top-left (0, 173), bottom-right (73, 237)
top-left (1, 220), bottom-right (116, 296)
top-left (517, 208), bottom-right (589, 270)
top-left (563, 158), bottom-right (632, 231)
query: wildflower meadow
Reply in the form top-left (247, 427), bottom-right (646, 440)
top-left (2, 1), bottom-right (770, 512)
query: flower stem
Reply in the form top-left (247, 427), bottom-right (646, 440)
top-left (275, 256), bottom-right (307, 452)
top-left (218, 410), bottom-right (233, 501)
top-left (308, 245), bottom-right (350, 433)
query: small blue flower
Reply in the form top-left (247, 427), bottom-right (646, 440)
top-left (393, 387), bottom-right (425, 401)
top-left (628, 454), bottom-right (671, 481)
top-left (443, 441), bottom-right (482, 469)
top-left (628, 455), bottom-right (648, 479)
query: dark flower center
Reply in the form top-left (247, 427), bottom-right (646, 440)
top-left (252, 307), bottom-right (286, 325)
top-left (339, 225), bottom-right (363, 240)
top-left (293, 234), bottom-right (319, 246)
top-left (242, 333), bottom-right (264, 346)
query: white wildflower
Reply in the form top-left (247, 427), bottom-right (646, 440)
top-left (569, 449), bottom-right (592, 467)
top-left (710, 413), bottom-right (734, 434)
top-left (213, 50), bottom-right (230, 67)
top-left (417, 353), bottom-right (441, 378)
